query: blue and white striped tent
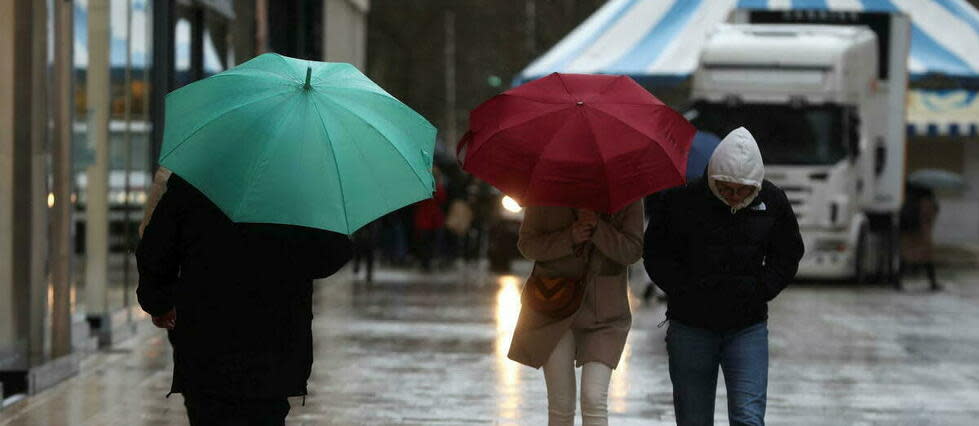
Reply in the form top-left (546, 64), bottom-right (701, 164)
top-left (908, 89), bottom-right (979, 137)
top-left (517, 0), bottom-right (979, 137)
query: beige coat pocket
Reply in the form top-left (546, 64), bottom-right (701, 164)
top-left (594, 275), bottom-right (630, 322)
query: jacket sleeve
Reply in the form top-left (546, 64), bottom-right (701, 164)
top-left (135, 186), bottom-right (181, 318)
top-left (755, 189), bottom-right (805, 302)
top-left (517, 206), bottom-right (575, 262)
top-left (590, 200), bottom-right (644, 265)
top-left (643, 192), bottom-right (687, 296)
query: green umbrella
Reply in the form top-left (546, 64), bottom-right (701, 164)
top-left (160, 53), bottom-right (436, 234)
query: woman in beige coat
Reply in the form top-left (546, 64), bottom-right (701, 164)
top-left (508, 200), bottom-right (644, 426)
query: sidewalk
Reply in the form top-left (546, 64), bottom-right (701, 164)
top-left (935, 242), bottom-right (979, 268)
top-left (3, 263), bottom-right (979, 425)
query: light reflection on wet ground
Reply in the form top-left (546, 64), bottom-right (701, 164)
top-left (2, 263), bottom-right (979, 425)
top-left (494, 275), bottom-right (522, 424)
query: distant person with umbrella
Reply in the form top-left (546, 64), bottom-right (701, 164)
top-left (644, 127), bottom-right (803, 426)
top-left (898, 169), bottom-right (962, 291)
top-left (460, 73), bottom-right (695, 426)
top-left (351, 219), bottom-right (380, 283)
top-left (137, 53), bottom-right (437, 425)
top-left (413, 167), bottom-right (447, 272)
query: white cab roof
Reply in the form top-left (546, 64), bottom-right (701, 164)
top-left (701, 24), bottom-right (876, 69)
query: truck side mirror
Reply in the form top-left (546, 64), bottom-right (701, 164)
top-left (874, 138), bottom-right (886, 177)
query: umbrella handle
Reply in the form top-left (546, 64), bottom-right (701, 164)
top-left (456, 130), bottom-right (473, 168)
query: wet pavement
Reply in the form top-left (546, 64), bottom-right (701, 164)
top-left (2, 261), bottom-right (979, 425)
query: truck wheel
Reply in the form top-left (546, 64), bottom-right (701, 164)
top-left (887, 221), bottom-right (902, 289)
top-left (854, 225), bottom-right (871, 284)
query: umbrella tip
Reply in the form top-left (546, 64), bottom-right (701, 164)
top-left (303, 67), bottom-right (312, 90)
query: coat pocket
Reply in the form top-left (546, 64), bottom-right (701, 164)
top-left (594, 275), bottom-right (630, 322)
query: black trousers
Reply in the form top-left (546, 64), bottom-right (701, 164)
top-left (900, 261), bottom-right (939, 289)
top-left (352, 243), bottom-right (375, 282)
top-left (183, 393), bottom-right (290, 426)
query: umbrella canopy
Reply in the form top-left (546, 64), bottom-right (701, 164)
top-left (160, 53), bottom-right (436, 234)
top-left (458, 73), bottom-right (694, 213)
top-left (908, 169), bottom-right (968, 191)
top-left (686, 130), bottom-right (721, 181)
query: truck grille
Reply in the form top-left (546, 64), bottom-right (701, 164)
top-left (770, 181), bottom-right (812, 222)
top-left (786, 193), bottom-right (809, 221)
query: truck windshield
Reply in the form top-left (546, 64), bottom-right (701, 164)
top-left (688, 102), bottom-right (847, 166)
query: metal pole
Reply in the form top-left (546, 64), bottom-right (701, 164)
top-left (525, 0), bottom-right (536, 57)
top-left (191, 7), bottom-right (204, 81)
top-left (29, 0), bottom-right (50, 365)
top-left (51, 0), bottom-right (75, 358)
top-left (143, 0), bottom-right (152, 120)
top-left (255, 0), bottom-right (268, 55)
top-left (122, 0), bottom-right (134, 318)
top-left (0, 0), bottom-right (18, 357)
top-left (150, 0), bottom-right (174, 169)
top-left (1, 0), bottom-right (37, 365)
top-left (444, 10), bottom-right (457, 151)
top-left (85, 0), bottom-right (110, 319)
top-left (233, 0), bottom-right (257, 64)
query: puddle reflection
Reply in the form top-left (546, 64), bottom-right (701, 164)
top-left (495, 274), bottom-right (522, 420)
top-left (609, 285), bottom-right (637, 413)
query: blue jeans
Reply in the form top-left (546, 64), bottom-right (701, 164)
top-left (666, 320), bottom-right (768, 426)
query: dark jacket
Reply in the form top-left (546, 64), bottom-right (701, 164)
top-left (643, 178), bottom-right (804, 331)
top-left (136, 174), bottom-right (352, 398)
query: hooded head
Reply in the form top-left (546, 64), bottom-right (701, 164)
top-left (707, 127), bottom-right (764, 212)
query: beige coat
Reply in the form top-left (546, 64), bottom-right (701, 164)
top-left (507, 200), bottom-right (644, 369)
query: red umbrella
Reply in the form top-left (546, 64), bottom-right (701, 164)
top-left (457, 73), bottom-right (695, 214)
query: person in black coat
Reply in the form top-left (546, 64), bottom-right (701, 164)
top-left (136, 173), bottom-right (352, 426)
top-left (899, 182), bottom-right (941, 291)
top-left (644, 127), bottom-right (804, 426)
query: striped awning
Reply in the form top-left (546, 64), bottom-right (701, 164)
top-left (907, 89), bottom-right (979, 137)
top-left (517, 0), bottom-right (979, 85)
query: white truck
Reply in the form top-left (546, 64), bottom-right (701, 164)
top-left (686, 10), bottom-right (911, 283)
